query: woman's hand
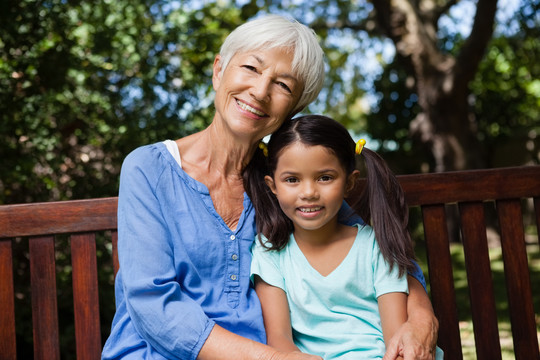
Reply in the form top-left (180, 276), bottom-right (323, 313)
top-left (382, 318), bottom-right (438, 360)
top-left (382, 276), bottom-right (439, 360)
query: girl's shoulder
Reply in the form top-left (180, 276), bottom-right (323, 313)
top-left (251, 233), bottom-right (292, 256)
top-left (350, 223), bottom-right (379, 251)
top-left (350, 222), bottom-right (374, 237)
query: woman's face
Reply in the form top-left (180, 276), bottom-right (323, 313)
top-left (212, 47), bottom-right (304, 142)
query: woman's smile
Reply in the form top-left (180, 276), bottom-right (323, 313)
top-left (235, 98), bottom-right (267, 117)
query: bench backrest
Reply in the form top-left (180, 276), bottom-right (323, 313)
top-left (1, 166), bottom-right (539, 360)
top-left (0, 198), bottom-right (118, 360)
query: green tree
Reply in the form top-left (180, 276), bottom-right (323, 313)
top-left (0, 0), bottom-right (246, 205)
top-left (246, 0), bottom-right (539, 173)
top-left (469, 1), bottom-right (540, 168)
top-left (364, 0), bottom-right (540, 173)
top-left (370, 0), bottom-right (498, 172)
top-left (2, 0), bottom-right (538, 205)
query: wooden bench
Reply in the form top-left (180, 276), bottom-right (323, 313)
top-left (0, 166), bottom-right (539, 360)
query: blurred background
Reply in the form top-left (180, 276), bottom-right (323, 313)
top-left (1, 0), bottom-right (538, 358)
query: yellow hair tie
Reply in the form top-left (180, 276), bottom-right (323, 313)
top-left (258, 142), bottom-right (268, 157)
top-left (355, 139), bottom-right (366, 155)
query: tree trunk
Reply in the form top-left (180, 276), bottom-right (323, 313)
top-left (371, 0), bottom-right (498, 172)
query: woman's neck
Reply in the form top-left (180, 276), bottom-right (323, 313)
top-left (175, 123), bottom-right (261, 231)
top-left (178, 124), bottom-right (258, 180)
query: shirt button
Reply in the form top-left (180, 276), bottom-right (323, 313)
top-left (230, 274), bottom-right (237, 281)
top-left (231, 254), bottom-right (238, 261)
top-left (230, 235), bottom-right (236, 241)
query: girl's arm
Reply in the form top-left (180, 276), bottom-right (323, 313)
top-left (378, 292), bottom-right (408, 360)
top-left (382, 276), bottom-right (439, 360)
top-left (253, 276), bottom-right (302, 353)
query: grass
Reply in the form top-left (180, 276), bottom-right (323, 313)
top-left (413, 232), bottom-right (540, 360)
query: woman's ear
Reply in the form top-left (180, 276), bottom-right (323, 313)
top-left (212, 55), bottom-right (223, 91)
top-left (345, 170), bottom-right (361, 195)
top-left (264, 175), bottom-right (277, 195)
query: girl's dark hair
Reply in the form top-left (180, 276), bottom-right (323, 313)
top-left (243, 115), bottom-right (415, 275)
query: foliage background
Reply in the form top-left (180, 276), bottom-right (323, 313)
top-left (1, 0), bottom-right (539, 205)
top-left (0, 0), bottom-right (538, 358)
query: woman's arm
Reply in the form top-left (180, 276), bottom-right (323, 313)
top-left (382, 276), bottom-right (439, 360)
top-left (198, 324), bottom-right (320, 360)
top-left (253, 276), bottom-right (302, 353)
top-left (117, 147), bottom-right (218, 358)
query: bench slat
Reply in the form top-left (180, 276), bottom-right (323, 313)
top-left (71, 233), bottom-right (102, 360)
top-left (496, 199), bottom-right (540, 360)
top-left (459, 201), bottom-right (502, 360)
top-left (0, 197), bottom-right (118, 238)
top-left (0, 239), bottom-right (17, 360)
top-left (399, 166), bottom-right (540, 206)
top-left (112, 230), bottom-right (119, 276)
top-left (421, 204), bottom-right (463, 360)
top-left (535, 197), bottom-right (540, 246)
top-left (29, 236), bottom-right (60, 360)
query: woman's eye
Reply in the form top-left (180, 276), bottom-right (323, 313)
top-left (243, 65), bottom-right (257, 72)
top-left (277, 82), bottom-right (292, 93)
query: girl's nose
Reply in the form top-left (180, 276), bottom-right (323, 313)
top-left (300, 182), bottom-right (318, 199)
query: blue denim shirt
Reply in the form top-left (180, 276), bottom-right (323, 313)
top-left (102, 143), bottom-right (265, 359)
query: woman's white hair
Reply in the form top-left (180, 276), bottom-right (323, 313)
top-left (219, 14), bottom-right (325, 114)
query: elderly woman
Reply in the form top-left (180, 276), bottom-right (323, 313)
top-left (102, 15), bottom-right (438, 360)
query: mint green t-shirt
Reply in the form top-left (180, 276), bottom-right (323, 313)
top-left (251, 224), bottom-right (408, 359)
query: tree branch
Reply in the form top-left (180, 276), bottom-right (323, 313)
top-left (309, 18), bottom-right (370, 33)
top-left (454, 0), bottom-right (498, 88)
top-left (370, 0), bottom-right (396, 40)
top-left (432, 0), bottom-right (458, 23)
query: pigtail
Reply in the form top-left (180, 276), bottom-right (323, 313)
top-left (351, 148), bottom-right (416, 276)
top-left (242, 143), bottom-right (293, 250)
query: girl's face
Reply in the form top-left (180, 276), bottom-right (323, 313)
top-left (212, 47), bottom-right (303, 143)
top-left (265, 142), bottom-right (358, 233)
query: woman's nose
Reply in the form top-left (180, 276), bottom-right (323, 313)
top-left (250, 77), bottom-right (271, 102)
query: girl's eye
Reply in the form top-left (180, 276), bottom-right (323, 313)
top-left (285, 177), bottom-right (298, 183)
top-left (319, 175), bottom-right (333, 182)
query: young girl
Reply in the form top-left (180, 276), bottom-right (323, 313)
top-left (244, 115), bottom-right (443, 359)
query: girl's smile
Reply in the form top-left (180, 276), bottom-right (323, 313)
top-left (296, 205), bottom-right (324, 220)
